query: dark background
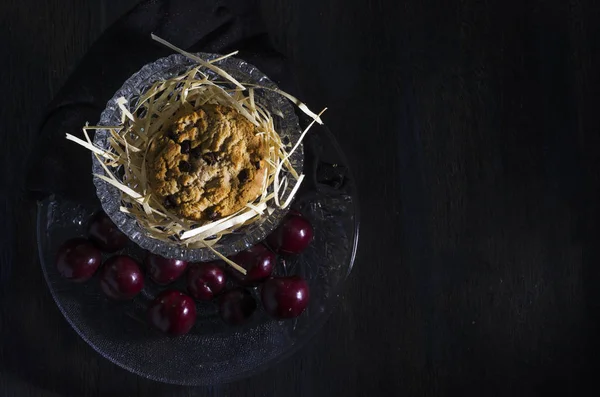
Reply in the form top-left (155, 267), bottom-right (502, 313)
top-left (1, 0), bottom-right (599, 396)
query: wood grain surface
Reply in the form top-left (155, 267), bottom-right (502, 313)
top-left (1, 0), bottom-right (599, 396)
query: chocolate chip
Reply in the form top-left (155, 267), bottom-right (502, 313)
top-left (180, 140), bottom-right (191, 154)
top-left (164, 195), bottom-right (177, 208)
top-left (205, 206), bottom-right (219, 220)
top-left (238, 169), bottom-right (250, 184)
top-left (191, 147), bottom-right (203, 158)
top-left (253, 161), bottom-right (261, 169)
top-left (202, 152), bottom-right (217, 165)
top-left (168, 130), bottom-right (178, 141)
top-left (179, 160), bottom-right (191, 172)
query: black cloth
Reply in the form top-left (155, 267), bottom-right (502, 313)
top-left (26, 0), bottom-right (291, 206)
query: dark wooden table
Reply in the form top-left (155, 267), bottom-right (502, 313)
top-left (2, 0), bottom-right (599, 395)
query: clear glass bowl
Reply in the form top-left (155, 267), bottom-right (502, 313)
top-left (38, 118), bottom-right (359, 385)
top-left (93, 53), bottom-right (303, 262)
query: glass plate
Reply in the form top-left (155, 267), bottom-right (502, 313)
top-left (38, 121), bottom-right (359, 385)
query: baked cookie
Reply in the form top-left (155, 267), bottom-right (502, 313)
top-left (148, 104), bottom-right (269, 221)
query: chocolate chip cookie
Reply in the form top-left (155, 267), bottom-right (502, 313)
top-left (148, 104), bottom-right (269, 221)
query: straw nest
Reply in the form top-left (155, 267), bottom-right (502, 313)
top-left (66, 35), bottom-right (325, 273)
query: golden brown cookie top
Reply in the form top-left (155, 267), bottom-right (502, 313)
top-left (148, 104), bottom-right (269, 222)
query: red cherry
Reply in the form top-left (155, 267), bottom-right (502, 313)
top-left (56, 238), bottom-right (102, 282)
top-left (148, 290), bottom-right (197, 336)
top-left (230, 244), bottom-right (275, 284)
top-left (99, 255), bottom-right (144, 300)
top-left (88, 211), bottom-right (129, 253)
top-left (218, 288), bottom-right (257, 325)
top-left (261, 276), bottom-right (310, 319)
top-left (144, 253), bottom-right (188, 285)
top-left (186, 263), bottom-right (226, 301)
top-left (267, 214), bottom-right (313, 254)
